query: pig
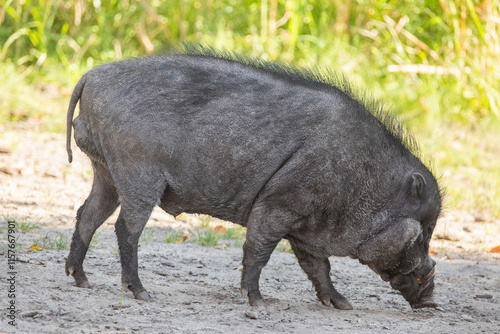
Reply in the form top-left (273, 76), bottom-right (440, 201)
top-left (65, 45), bottom-right (442, 310)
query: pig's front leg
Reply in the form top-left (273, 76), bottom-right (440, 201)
top-left (289, 241), bottom-right (353, 310)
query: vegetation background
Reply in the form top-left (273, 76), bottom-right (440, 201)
top-left (1, 0), bottom-right (499, 221)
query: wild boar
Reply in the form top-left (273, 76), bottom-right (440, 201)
top-left (65, 46), bottom-right (442, 309)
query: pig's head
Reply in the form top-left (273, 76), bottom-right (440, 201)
top-left (357, 172), bottom-right (442, 309)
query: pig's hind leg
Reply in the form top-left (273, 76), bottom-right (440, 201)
top-left (113, 176), bottom-right (167, 301)
top-left (289, 242), bottom-right (353, 310)
top-left (66, 162), bottom-right (119, 288)
top-left (240, 208), bottom-right (291, 306)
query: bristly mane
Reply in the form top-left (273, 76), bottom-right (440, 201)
top-left (173, 43), bottom-right (423, 163)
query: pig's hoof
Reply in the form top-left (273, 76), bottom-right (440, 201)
top-left (134, 290), bottom-right (151, 301)
top-left (66, 264), bottom-right (92, 288)
top-left (411, 297), bottom-right (438, 309)
top-left (332, 298), bottom-right (353, 310)
top-left (322, 296), bottom-right (353, 310)
top-left (241, 288), bottom-right (265, 306)
top-left (250, 298), bottom-right (266, 307)
top-left (76, 280), bottom-right (92, 289)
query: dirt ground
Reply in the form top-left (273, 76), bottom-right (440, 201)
top-left (0, 127), bottom-right (499, 334)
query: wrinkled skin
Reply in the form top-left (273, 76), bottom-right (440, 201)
top-left (391, 265), bottom-right (437, 308)
top-left (360, 173), bottom-right (441, 309)
top-left (65, 47), bottom-right (442, 309)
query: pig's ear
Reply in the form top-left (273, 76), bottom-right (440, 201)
top-left (357, 218), bottom-right (422, 263)
top-left (411, 172), bottom-right (426, 198)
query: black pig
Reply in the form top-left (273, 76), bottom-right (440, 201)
top-left (65, 46), bottom-right (442, 310)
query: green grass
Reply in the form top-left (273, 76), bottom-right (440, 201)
top-left (88, 231), bottom-right (100, 251)
top-left (413, 123), bottom-right (500, 218)
top-left (140, 228), bottom-right (158, 243)
top-left (163, 223), bottom-right (249, 248)
top-left (0, 62), bottom-right (69, 131)
top-left (222, 227), bottom-right (247, 240)
top-left (186, 224), bottom-right (295, 252)
top-left (1, 0), bottom-right (498, 123)
top-left (195, 229), bottom-right (221, 247)
top-left (32, 232), bottom-right (69, 250)
top-left (164, 229), bottom-right (183, 244)
top-left (165, 225), bottom-right (247, 247)
top-left (276, 239), bottom-right (293, 253)
top-left (198, 215), bottom-right (212, 228)
top-left (2, 214), bottom-right (40, 231)
top-left (0, 234), bottom-right (25, 254)
top-left (0, 215), bottom-right (39, 253)
top-left (108, 242), bottom-right (120, 256)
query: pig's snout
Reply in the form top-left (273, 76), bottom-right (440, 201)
top-left (390, 265), bottom-right (437, 309)
top-left (411, 265), bottom-right (437, 309)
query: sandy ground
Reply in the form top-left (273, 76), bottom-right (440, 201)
top-left (0, 127), bottom-right (499, 333)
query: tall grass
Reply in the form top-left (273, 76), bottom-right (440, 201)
top-left (1, 0), bottom-right (499, 123)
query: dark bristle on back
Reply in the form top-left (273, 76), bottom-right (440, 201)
top-left (174, 43), bottom-right (424, 166)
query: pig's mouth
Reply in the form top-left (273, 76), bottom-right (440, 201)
top-left (390, 265), bottom-right (438, 309)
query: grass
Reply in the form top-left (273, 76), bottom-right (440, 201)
top-left (276, 239), bottom-right (293, 253)
top-left (166, 215), bottom-right (249, 247)
top-left (177, 222), bottom-right (295, 252)
top-left (2, 214), bottom-right (40, 231)
top-left (413, 123), bottom-right (500, 218)
top-left (0, 233), bottom-right (25, 254)
top-left (0, 62), bottom-right (69, 131)
top-left (88, 231), bottom-right (101, 251)
top-left (191, 221), bottom-right (248, 247)
top-left (195, 229), bottom-right (221, 247)
top-left (165, 229), bottom-right (183, 244)
top-left (32, 232), bottom-right (69, 250)
top-left (198, 215), bottom-right (212, 228)
top-left (0, 214), bottom-right (41, 253)
top-left (163, 221), bottom-right (249, 249)
top-left (108, 242), bottom-right (120, 256)
top-left (140, 228), bottom-right (158, 243)
top-left (222, 227), bottom-right (247, 241)
top-left (1, 1), bottom-right (498, 123)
